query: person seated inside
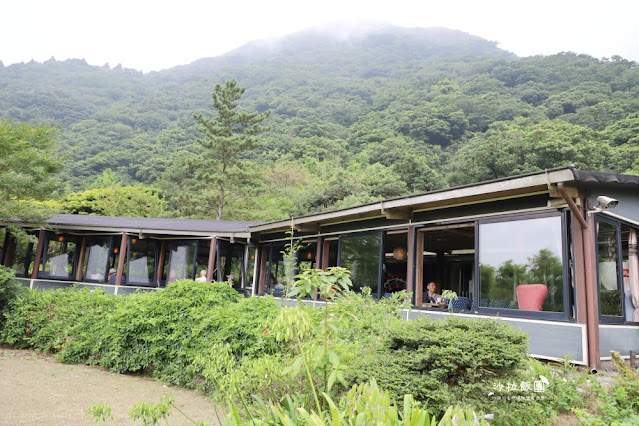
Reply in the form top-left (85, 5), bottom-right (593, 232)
top-left (108, 268), bottom-right (117, 284)
top-left (270, 273), bottom-right (285, 295)
top-left (195, 269), bottom-right (207, 282)
top-left (167, 269), bottom-right (178, 283)
top-left (423, 281), bottom-right (445, 307)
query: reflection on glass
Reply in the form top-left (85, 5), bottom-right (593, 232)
top-left (266, 245), bottom-right (285, 293)
top-left (84, 237), bottom-right (111, 282)
top-left (298, 243), bottom-right (317, 273)
top-left (479, 216), bottom-right (564, 312)
top-left (41, 236), bottom-right (77, 279)
top-left (245, 247), bottom-right (257, 291)
top-left (167, 242), bottom-right (196, 282)
top-left (597, 221), bottom-right (622, 316)
top-left (126, 239), bottom-right (156, 286)
top-left (340, 234), bottom-right (381, 295)
top-left (10, 234), bottom-right (36, 278)
top-left (219, 242), bottom-right (245, 290)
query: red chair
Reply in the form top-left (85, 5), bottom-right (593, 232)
top-left (516, 284), bottom-right (548, 311)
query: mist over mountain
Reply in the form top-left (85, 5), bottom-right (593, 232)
top-left (1, 24), bottom-right (638, 220)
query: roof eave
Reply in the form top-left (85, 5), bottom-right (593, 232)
top-left (249, 168), bottom-right (577, 233)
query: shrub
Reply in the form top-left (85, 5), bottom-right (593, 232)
top-left (0, 265), bottom-right (26, 328)
top-left (346, 316), bottom-right (529, 415)
top-left (1, 280), bottom-right (282, 390)
top-left (1, 286), bottom-right (119, 352)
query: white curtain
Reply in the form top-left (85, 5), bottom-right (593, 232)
top-left (628, 229), bottom-right (639, 322)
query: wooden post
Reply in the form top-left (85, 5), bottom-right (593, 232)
top-left (4, 234), bottom-right (16, 267)
top-left (115, 233), bottom-right (128, 286)
top-left (206, 237), bottom-right (217, 282)
top-left (75, 236), bottom-right (87, 282)
top-left (406, 226), bottom-right (415, 297)
top-left (258, 246), bottom-right (268, 295)
top-left (415, 231), bottom-right (425, 306)
top-left (1, 229), bottom-right (10, 266)
top-left (315, 238), bottom-right (322, 270)
top-left (31, 229), bottom-right (46, 279)
top-left (583, 213), bottom-right (601, 369)
top-left (322, 240), bottom-right (331, 269)
top-left (157, 241), bottom-right (167, 285)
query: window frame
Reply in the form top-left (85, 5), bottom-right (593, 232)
top-left (38, 232), bottom-right (80, 281)
top-left (475, 210), bottom-right (572, 321)
top-left (124, 238), bottom-right (159, 287)
top-left (82, 235), bottom-right (115, 284)
top-left (337, 231), bottom-right (384, 299)
top-left (595, 215), bottom-right (632, 324)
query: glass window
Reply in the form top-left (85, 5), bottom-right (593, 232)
top-left (245, 247), bottom-right (258, 292)
top-left (267, 244), bottom-right (286, 292)
top-left (340, 234), bottom-right (381, 295)
top-left (10, 233), bottom-right (36, 278)
top-left (40, 234), bottom-right (78, 279)
top-left (219, 241), bottom-right (245, 290)
top-left (125, 238), bottom-right (157, 286)
top-left (166, 241), bottom-right (197, 282)
top-left (83, 236), bottom-right (112, 282)
top-left (479, 216), bottom-right (564, 312)
top-left (193, 240), bottom-right (214, 282)
top-left (384, 232), bottom-right (408, 296)
top-left (597, 220), bottom-right (623, 317)
top-left (297, 242), bottom-right (318, 272)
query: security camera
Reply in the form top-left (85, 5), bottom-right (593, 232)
top-left (597, 196), bottom-right (619, 210)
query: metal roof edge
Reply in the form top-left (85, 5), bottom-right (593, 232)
top-left (249, 167), bottom-right (578, 233)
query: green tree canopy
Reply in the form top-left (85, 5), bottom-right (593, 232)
top-left (60, 185), bottom-right (165, 217)
top-left (188, 79), bottom-right (271, 220)
top-left (0, 120), bottom-right (62, 221)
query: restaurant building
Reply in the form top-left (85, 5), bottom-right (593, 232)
top-left (2, 166), bottom-right (639, 369)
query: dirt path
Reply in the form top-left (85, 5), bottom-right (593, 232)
top-left (0, 347), bottom-right (225, 425)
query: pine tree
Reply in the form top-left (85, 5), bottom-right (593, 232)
top-left (191, 80), bottom-right (270, 220)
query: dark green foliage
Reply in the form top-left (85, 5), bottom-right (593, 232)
top-left (0, 120), bottom-right (62, 220)
top-left (3, 28), bottom-right (639, 221)
top-left (0, 266), bottom-right (26, 326)
top-left (346, 316), bottom-right (528, 414)
top-left (1, 280), bottom-right (594, 423)
top-left (0, 281), bottom-right (281, 389)
top-left (1, 286), bottom-right (120, 352)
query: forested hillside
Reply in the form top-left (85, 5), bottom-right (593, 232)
top-left (1, 25), bottom-right (638, 221)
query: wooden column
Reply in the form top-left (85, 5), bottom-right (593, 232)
top-left (157, 241), bottom-right (167, 285)
top-left (583, 213), bottom-right (601, 369)
top-left (315, 238), bottom-right (322, 270)
top-left (75, 236), bottom-right (87, 281)
top-left (115, 233), bottom-right (128, 286)
top-left (322, 240), bottom-right (332, 269)
top-left (258, 246), bottom-right (269, 295)
top-left (1, 229), bottom-right (10, 266)
top-left (4, 234), bottom-right (16, 267)
top-left (31, 229), bottom-right (46, 279)
top-left (206, 237), bottom-right (217, 282)
top-left (414, 231), bottom-right (425, 306)
top-left (406, 226), bottom-right (416, 298)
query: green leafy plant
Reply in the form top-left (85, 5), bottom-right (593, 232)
top-left (86, 402), bottom-right (113, 424)
top-left (129, 395), bottom-right (174, 425)
top-left (441, 289), bottom-right (458, 313)
top-left (273, 267), bottom-right (353, 412)
top-left (0, 265), bottom-right (26, 328)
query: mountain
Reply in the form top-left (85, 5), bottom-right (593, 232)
top-left (0, 24), bottom-right (638, 220)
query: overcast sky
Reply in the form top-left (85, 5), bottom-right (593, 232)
top-left (2, 0), bottom-right (637, 73)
